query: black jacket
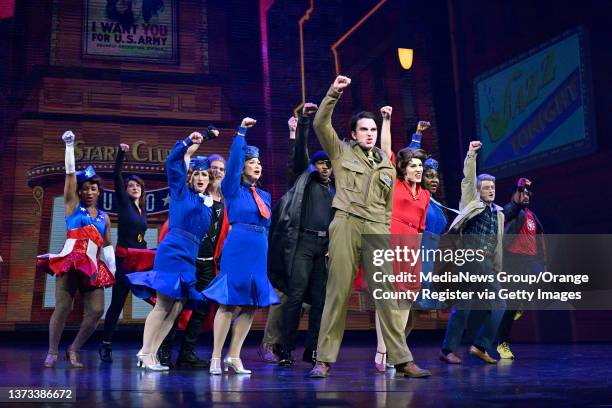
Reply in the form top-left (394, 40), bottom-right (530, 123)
top-left (503, 201), bottom-right (547, 263)
top-left (267, 114), bottom-right (335, 293)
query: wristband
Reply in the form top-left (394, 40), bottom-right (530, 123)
top-left (237, 126), bottom-right (248, 136)
top-left (183, 136), bottom-right (194, 147)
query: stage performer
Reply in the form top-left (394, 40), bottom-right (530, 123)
top-left (439, 141), bottom-right (506, 365)
top-left (158, 133), bottom-right (232, 370)
top-left (370, 107), bottom-right (431, 376)
top-left (204, 117), bottom-right (280, 375)
top-left (126, 131), bottom-right (214, 371)
top-left (100, 143), bottom-right (153, 363)
top-left (269, 103), bottom-right (335, 367)
top-left (496, 177), bottom-right (546, 359)
top-left (39, 130), bottom-right (116, 368)
top-left (308, 76), bottom-right (426, 379)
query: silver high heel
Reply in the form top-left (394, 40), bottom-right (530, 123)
top-left (136, 353), bottom-right (170, 371)
top-left (209, 357), bottom-right (222, 375)
top-left (223, 356), bottom-right (251, 374)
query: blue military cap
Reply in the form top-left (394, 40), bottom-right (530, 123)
top-left (189, 156), bottom-right (210, 171)
top-left (244, 145), bottom-right (260, 159)
top-left (424, 158), bottom-right (439, 171)
top-left (76, 165), bottom-right (97, 184)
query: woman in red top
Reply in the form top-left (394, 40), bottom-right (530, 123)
top-left (373, 107), bottom-right (430, 373)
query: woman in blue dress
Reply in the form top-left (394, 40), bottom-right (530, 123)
top-left (126, 131), bottom-right (214, 370)
top-left (204, 117), bottom-right (280, 375)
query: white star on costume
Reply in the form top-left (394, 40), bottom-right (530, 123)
top-left (85, 168), bottom-right (94, 177)
top-left (162, 194), bottom-right (171, 206)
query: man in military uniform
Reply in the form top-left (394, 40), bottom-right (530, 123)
top-left (309, 75), bottom-right (430, 378)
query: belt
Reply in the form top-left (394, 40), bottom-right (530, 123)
top-left (300, 228), bottom-right (328, 237)
top-left (232, 223), bottom-right (266, 233)
top-left (197, 257), bottom-right (214, 262)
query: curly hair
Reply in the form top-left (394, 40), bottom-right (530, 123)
top-left (395, 148), bottom-right (426, 181)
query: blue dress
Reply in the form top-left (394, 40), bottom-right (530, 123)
top-left (127, 140), bottom-right (212, 301)
top-left (203, 133), bottom-right (280, 307)
top-left (414, 198), bottom-right (448, 310)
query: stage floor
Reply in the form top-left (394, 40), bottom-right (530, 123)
top-left (0, 334), bottom-right (611, 407)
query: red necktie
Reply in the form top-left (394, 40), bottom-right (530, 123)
top-left (249, 186), bottom-right (270, 219)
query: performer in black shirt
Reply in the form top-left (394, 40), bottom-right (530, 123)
top-left (268, 103), bottom-right (335, 367)
top-left (100, 143), bottom-right (152, 362)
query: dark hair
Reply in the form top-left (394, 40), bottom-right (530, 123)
top-left (396, 148), bottom-right (426, 180)
top-left (125, 175), bottom-right (146, 210)
top-left (350, 111), bottom-right (377, 132)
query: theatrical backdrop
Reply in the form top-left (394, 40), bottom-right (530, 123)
top-left (1, 0), bottom-right (611, 340)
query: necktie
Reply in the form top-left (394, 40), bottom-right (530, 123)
top-left (249, 186), bottom-right (271, 219)
top-left (367, 151), bottom-right (376, 167)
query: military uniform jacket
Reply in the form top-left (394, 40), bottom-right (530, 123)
top-left (313, 86), bottom-right (395, 225)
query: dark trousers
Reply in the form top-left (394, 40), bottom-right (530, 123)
top-left (282, 232), bottom-right (329, 351)
top-left (161, 259), bottom-right (216, 353)
top-left (496, 253), bottom-right (543, 343)
top-left (103, 258), bottom-right (128, 342)
top-left (442, 259), bottom-right (506, 352)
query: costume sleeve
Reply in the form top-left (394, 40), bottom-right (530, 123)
top-left (114, 149), bottom-right (130, 208)
top-left (407, 133), bottom-right (423, 149)
top-left (292, 114), bottom-right (311, 181)
top-left (166, 140), bottom-right (189, 201)
top-left (459, 151), bottom-right (478, 210)
top-left (313, 86), bottom-right (344, 161)
top-left (221, 132), bottom-right (247, 199)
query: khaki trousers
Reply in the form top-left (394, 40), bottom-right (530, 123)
top-left (317, 211), bottom-right (412, 364)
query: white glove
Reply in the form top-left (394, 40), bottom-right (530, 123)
top-left (63, 131), bottom-right (76, 174)
top-left (103, 245), bottom-right (116, 276)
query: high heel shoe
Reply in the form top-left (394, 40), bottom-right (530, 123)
top-left (65, 349), bottom-right (84, 368)
top-left (209, 357), bottom-right (222, 375)
top-left (44, 353), bottom-right (58, 368)
top-left (374, 351), bottom-right (387, 373)
top-left (136, 353), bottom-right (170, 371)
top-left (223, 356), bottom-right (251, 374)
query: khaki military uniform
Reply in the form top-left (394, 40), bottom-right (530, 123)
top-left (313, 86), bottom-right (412, 365)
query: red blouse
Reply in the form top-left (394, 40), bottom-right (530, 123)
top-left (390, 153), bottom-right (430, 234)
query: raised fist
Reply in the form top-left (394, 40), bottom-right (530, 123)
top-left (302, 102), bottom-right (318, 117)
top-left (468, 141), bottom-right (482, 153)
top-left (380, 106), bottom-right (392, 120)
top-left (119, 143), bottom-right (130, 152)
top-left (241, 117), bottom-right (257, 128)
top-left (416, 121), bottom-right (431, 133)
top-left (62, 131), bottom-right (75, 145)
top-left (288, 116), bottom-right (297, 132)
top-left (188, 132), bottom-right (204, 145)
top-left (208, 128), bottom-right (220, 138)
top-left (332, 75), bottom-right (351, 92)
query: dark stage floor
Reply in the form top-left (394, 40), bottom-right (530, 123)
top-left (0, 333), bottom-right (611, 407)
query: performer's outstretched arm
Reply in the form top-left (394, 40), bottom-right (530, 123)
top-left (62, 130), bottom-right (79, 216)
